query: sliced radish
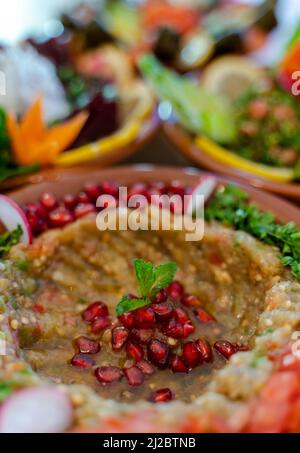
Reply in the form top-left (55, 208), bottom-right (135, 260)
top-left (0, 386), bottom-right (73, 433)
top-left (0, 195), bottom-right (32, 244)
top-left (186, 176), bottom-right (217, 217)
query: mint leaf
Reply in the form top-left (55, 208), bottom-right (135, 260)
top-left (150, 262), bottom-right (177, 299)
top-left (116, 259), bottom-right (178, 315)
top-left (134, 259), bottom-right (155, 298)
top-left (116, 295), bottom-right (150, 316)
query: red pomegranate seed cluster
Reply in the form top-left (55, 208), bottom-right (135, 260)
top-left (69, 283), bottom-right (248, 401)
top-left (22, 181), bottom-right (192, 237)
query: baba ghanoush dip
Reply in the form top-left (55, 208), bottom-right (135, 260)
top-left (1, 185), bottom-right (300, 433)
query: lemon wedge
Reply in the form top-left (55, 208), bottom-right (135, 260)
top-left (195, 135), bottom-right (294, 183)
top-left (201, 55), bottom-right (265, 102)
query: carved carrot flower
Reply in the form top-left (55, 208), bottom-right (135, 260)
top-left (6, 97), bottom-right (88, 166)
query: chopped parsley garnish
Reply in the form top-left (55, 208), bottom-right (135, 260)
top-left (116, 259), bottom-right (177, 316)
top-left (0, 225), bottom-right (22, 258)
top-left (205, 185), bottom-right (300, 281)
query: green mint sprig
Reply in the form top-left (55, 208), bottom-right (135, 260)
top-left (116, 259), bottom-right (177, 316)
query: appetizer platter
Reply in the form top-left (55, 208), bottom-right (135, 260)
top-left (1, 166), bottom-right (300, 432)
top-left (138, 31), bottom-right (300, 199)
top-left (103, 0), bottom-right (277, 71)
top-left (0, 4), bottom-right (157, 190)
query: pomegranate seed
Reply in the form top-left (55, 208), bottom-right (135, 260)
top-left (126, 342), bottom-right (144, 362)
top-left (119, 311), bottom-right (136, 328)
top-left (147, 339), bottom-right (169, 368)
top-left (168, 281), bottom-right (184, 301)
top-left (130, 328), bottom-right (153, 344)
top-left (128, 183), bottom-right (148, 199)
top-left (100, 181), bottom-right (119, 198)
top-left (181, 294), bottom-right (202, 308)
top-left (63, 194), bottom-right (78, 210)
top-left (196, 339), bottom-right (213, 363)
top-left (182, 320), bottom-right (195, 338)
top-left (151, 289), bottom-right (168, 304)
top-left (82, 302), bottom-right (108, 323)
top-left (71, 353), bottom-right (95, 369)
top-left (84, 183), bottom-right (101, 201)
top-left (95, 366), bottom-right (123, 384)
top-left (112, 326), bottom-right (129, 351)
top-left (169, 354), bottom-right (188, 373)
top-left (168, 181), bottom-right (185, 198)
top-left (74, 203), bottom-right (96, 219)
top-left (150, 181), bottom-right (167, 195)
top-left (91, 317), bottom-right (110, 334)
top-left (77, 192), bottom-right (90, 204)
top-left (136, 360), bottom-right (155, 376)
top-left (40, 193), bottom-right (58, 211)
top-left (234, 343), bottom-right (249, 352)
top-left (134, 307), bottom-right (155, 328)
top-left (152, 302), bottom-right (174, 322)
top-left (150, 388), bottom-right (173, 403)
top-left (124, 366), bottom-right (144, 386)
top-left (75, 336), bottom-right (100, 354)
top-left (194, 308), bottom-right (215, 323)
top-left (26, 211), bottom-right (48, 235)
top-left (25, 202), bottom-right (49, 220)
top-left (183, 341), bottom-right (202, 369)
top-left (48, 207), bottom-right (73, 228)
top-left (214, 341), bottom-right (236, 359)
top-left (163, 319), bottom-right (183, 339)
top-left (174, 307), bottom-right (189, 324)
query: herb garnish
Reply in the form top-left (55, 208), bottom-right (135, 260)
top-left (0, 225), bottom-right (22, 258)
top-left (116, 259), bottom-right (177, 316)
top-left (205, 185), bottom-right (300, 280)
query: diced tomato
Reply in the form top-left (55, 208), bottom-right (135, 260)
top-left (260, 372), bottom-right (300, 403)
top-left (285, 397), bottom-right (300, 432)
top-left (246, 400), bottom-right (290, 433)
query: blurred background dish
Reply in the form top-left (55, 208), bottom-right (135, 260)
top-left (102, 0), bottom-right (277, 71)
top-left (0, 1), bottom-right (157, 190)
top-left (0, 0), bottom-right (300, 196)
top-left (137, 16), bottom-right (300, 199)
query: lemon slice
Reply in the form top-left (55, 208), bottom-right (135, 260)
top-left (195, 135), bottom-right (294, 183)
top-left (201, 55), bottom-right (265, 102)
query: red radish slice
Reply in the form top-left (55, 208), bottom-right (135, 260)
top-left (0, 195), bottom-right (32, 244)
top-left (186, 176), bottom-right (217, 217)
top-left (0, 386), bottom-right (73, 433)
